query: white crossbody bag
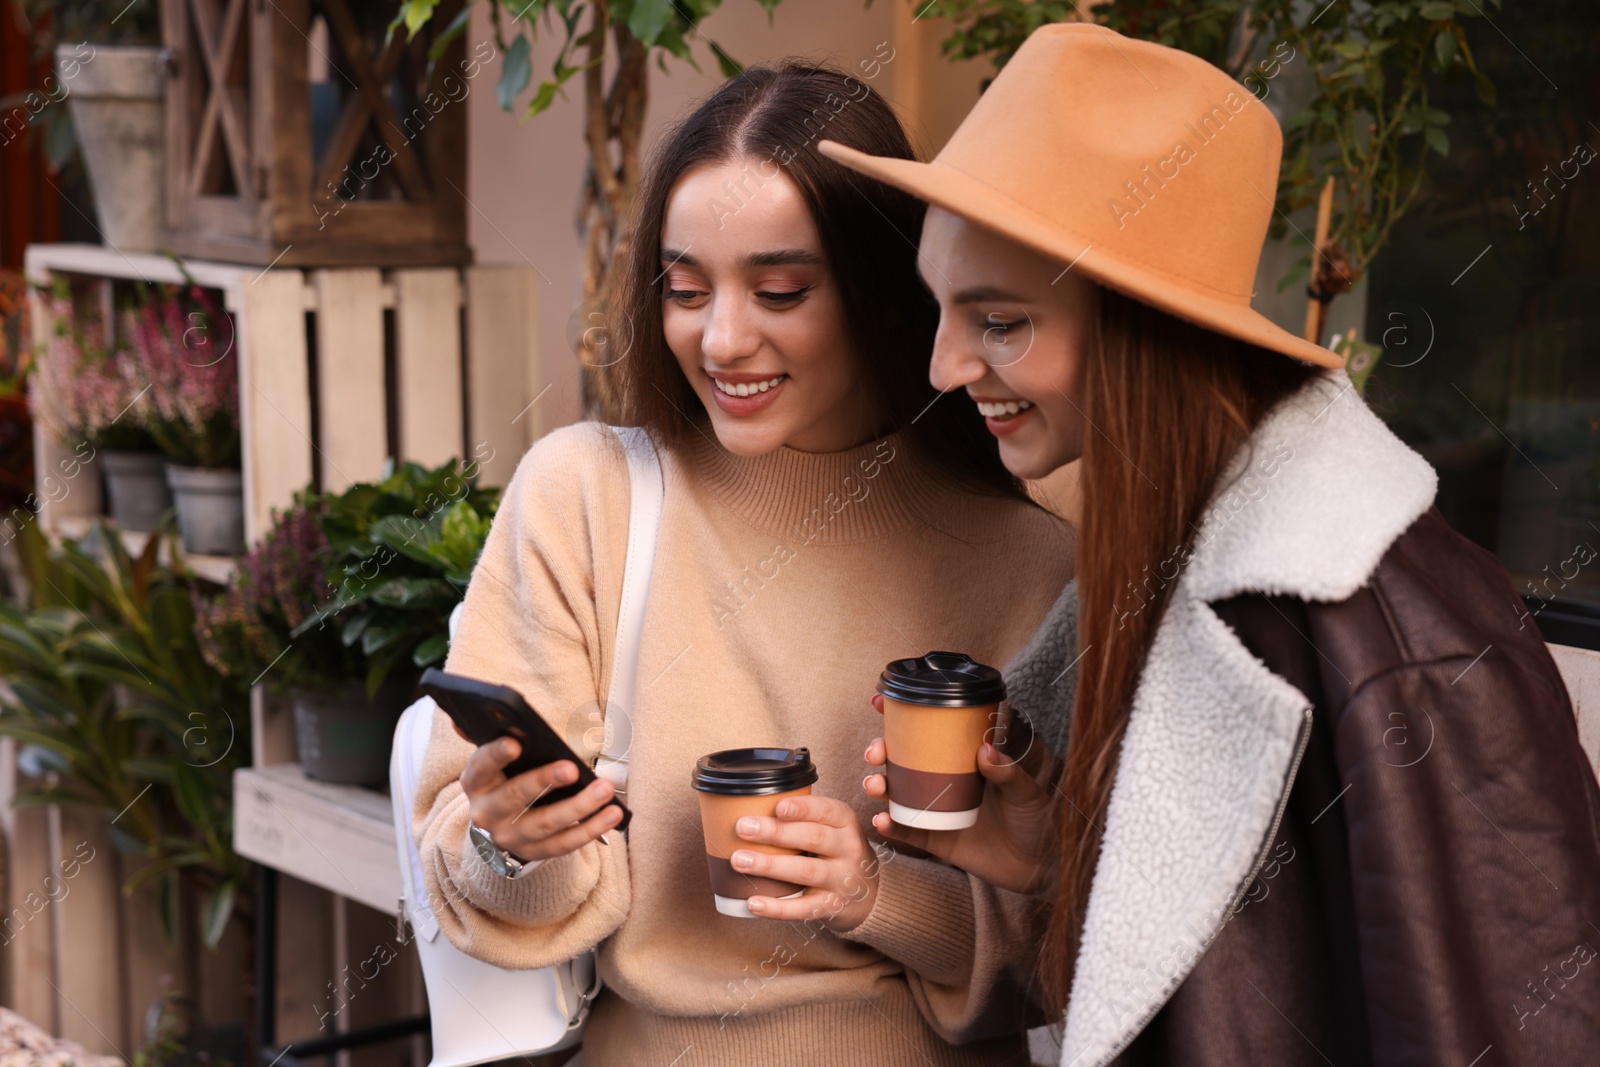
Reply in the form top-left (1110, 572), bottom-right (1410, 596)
top-left (388, 425), bottom-right (663, 1067)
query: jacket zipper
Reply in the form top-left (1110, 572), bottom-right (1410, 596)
top-left (1087, 705), bottom-right (1315, 1067)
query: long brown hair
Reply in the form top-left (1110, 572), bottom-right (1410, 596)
top-left (600, 59), bottom-right (1025, 500)
top-left (1041, 286), bottom-right (1321, 1013)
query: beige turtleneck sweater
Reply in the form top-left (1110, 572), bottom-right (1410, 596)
top-left (413, 421), bottom-right (1075, 1066)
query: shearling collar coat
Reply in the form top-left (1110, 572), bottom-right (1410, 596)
top-left (1004, 369), bottom-right (1600, 1066)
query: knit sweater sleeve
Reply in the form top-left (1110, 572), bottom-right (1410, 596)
top-left (411, 424), bottom-right (632, 970)
top-left (840, 848), bottom-right (1046, 1041)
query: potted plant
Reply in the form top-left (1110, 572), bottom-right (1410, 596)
top-left (290, 457), bottom-right (500, 781)
top-left (0, 515), bottom-right (253, 949)
top-left (32, 285), bottom-right (171, 531)
top-left (0, 515), bottom-right (254, 1065)
top-left (14, 0), bottom-right (166, 251)
top-left (123, 281), bottom-right (243, 556)
top-left (191, 497), bottom-right (387, 784)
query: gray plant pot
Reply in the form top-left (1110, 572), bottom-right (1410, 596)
top-left (164, 464), bottom-right (244, 556)
top-left (101, 449), bottom-right (173, 531)
top-left (56, 43), bottom-right (165, 253)
top-left (292, 674), bottom-right (418, 786)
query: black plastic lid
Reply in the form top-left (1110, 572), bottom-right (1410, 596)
top-left (691, 747), bottom-right (818, 795)
top-left (877, 651), bottom-right (1006, 707)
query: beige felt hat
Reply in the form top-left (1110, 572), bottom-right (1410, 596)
top-left (817, 22), bottom-right (1342, 368)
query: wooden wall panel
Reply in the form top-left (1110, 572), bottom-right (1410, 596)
top-left (237, 271), bottom-right (313, 541)
top-left (49, 804), bottom-right (124, 1055)
top-left (464, 266), bottom-right (539, 487)
top-left (0, 741), bottom-right (59, 1033)
top-left (313, 270), bottom-right (390, 491)
top-left (394, 270), bottom-right (464, 469)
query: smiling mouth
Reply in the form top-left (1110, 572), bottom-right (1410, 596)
top-left (974, 399), bottom-right (1034, 417)
top-left (710, 374), bottom-right (787, 398)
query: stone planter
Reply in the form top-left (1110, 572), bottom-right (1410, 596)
top-left (292, 674), bottom-right (418, 786)
top-left (101, 449), bottom-right (172, 531)
top-left (164, 464), bottom-right (243, 555)
top-left (57, 43), bottom-right (165, 253)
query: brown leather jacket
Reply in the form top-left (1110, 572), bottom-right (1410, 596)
top-left (1003, 371), bottom-right (1600, 1066)
top-left (1118, 505), bottom-right (1600, 1065)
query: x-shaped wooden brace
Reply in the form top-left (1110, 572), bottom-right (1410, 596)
top-left (314, 0), bottom-right (431, 204)
top-left (187, 0), bottom-right (253, 199)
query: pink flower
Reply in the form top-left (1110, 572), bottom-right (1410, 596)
top-left (31, 292), bottom-right (149, 447)
top-left (122, 284), bottom-right (240, 467)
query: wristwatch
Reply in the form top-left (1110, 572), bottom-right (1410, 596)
top-left (467, 821), bottom-right (542, 879)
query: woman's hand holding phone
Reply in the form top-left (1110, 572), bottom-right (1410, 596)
top-left (861, 694), bottom-right (1062, 895)
top-left (452, 723), bottom-right (624, 862)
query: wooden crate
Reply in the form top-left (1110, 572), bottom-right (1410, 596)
top-left (24, 243), bottom-right (542, 551)
top-left (159, 0), bottom-right (470, 267)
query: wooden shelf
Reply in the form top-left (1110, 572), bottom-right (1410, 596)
top-left (234, 763), bottom-right (400, 916)
top-left (52, 515), bottom-right (236, 585)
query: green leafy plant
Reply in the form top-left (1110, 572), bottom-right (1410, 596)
top-left (919, 0), bottom-right (1501, 305)
top-left (0, 516), bottom-right (252, 949)
top-left (292, 457), bottom-right (500, 699)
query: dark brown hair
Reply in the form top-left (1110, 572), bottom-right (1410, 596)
top-left (1042, 286), bottom-right (1321, 1012)
top-left (600, 59), bottom-right (1025, 499)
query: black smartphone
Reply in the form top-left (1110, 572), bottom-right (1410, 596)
top-left (419, 667), bottom-right (631, 833)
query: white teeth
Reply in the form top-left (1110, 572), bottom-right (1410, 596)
top-left (975, 399), bottom-right (1034, 417)
top-left (712, 374), bottom-right (785, 397)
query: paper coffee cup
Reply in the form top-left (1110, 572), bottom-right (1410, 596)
top-left (692, 747), bottom-right (819, 918)
top-left (878, 651), bottom-right (1005, 830)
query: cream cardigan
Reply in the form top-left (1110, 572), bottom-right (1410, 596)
top-left (412, 421), bottom-right (1074, 1066)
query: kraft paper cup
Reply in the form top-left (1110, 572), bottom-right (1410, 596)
top-left (878, 651), bottom-right (1006, 830)
top-left (692, 747), bottom-right (819, 918)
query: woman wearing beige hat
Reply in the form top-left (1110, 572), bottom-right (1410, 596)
top-left (825, 22), bottom-right (1600, 1067)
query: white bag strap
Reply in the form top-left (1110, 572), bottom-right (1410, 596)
top-left (391, 603), bottom-right (468, 940)
top-left (390, 696), bottom-right (442, 941)
top-left (593, 425), bottom-right (664, 797)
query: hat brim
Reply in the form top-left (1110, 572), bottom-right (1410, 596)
top-left (818, 139), bottom-right (1344, 370)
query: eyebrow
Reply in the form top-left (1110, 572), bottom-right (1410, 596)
top-left (660, 247), bottom-right (824, 269)
top-left (949, 285), bottom-right (1029, 305)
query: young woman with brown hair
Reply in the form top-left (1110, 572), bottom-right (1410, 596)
top-left (826, 23), bottom-right (1600, 1067)
top-left (410, 60), bottom-right (1074, 1065)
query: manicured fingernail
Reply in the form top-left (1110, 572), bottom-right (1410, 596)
top-left (746, 897), bottom-right (766, 912)
top-left (737, 817), bottom-right (759, 836)
top-left (731, 851), bottom-right (752, 869)
top-left (776, 800), bottom-right (795, 818)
